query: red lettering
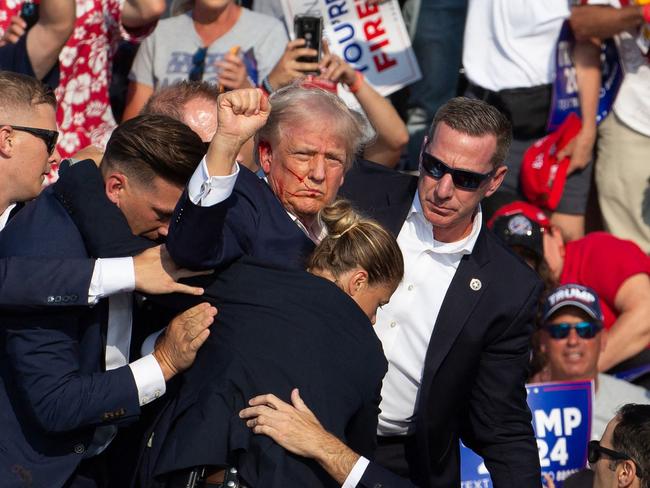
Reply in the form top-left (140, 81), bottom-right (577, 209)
top-left (363, 18), bottom-right (385, 42)
top-left (373, 52), bottom-right (397, 72)
top-left (355, 2), bottom-right (379, 19)
top-left (370, 38), bottom-right (389, 52)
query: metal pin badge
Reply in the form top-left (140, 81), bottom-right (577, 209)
top-left (470, 278), bottom-right (482, 291)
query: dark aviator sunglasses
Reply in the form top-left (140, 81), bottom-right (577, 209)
top-left (420, 152), bottom-right (495, 190)
top-left (7, 125), bottom-right (58, 155)
top-left (544, 321), bottom-right (603, 340)
top-left (588, 440), bottom-right (644, 478)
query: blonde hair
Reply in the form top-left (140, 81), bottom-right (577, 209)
top-left (309, 200), bottom-right (404, 287)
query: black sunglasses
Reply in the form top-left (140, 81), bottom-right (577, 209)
top-left (8, 125), bottom-right (58, 155)
top-left (189, 47), bottom-right (208, 82)
top-left (544, 321), bottom-right (603, 339)
top-left (588, 441), bottom-right (644, 477)
top-left (420, 152), bottom-right (495, 190)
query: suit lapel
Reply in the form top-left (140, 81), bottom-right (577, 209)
top-left (7, 202), bottom-right (24, 221)
top-left (420, 230), bottom-right (491, 392)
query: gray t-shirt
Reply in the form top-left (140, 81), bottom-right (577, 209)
top-left (130, 8), bottom-right (287, 88)
top-left (592, 373), bottom-right (650, 440)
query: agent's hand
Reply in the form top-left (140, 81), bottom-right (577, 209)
top-left (267, 39), bottom-right (320, 90)
top-left (0, 16), bottom-right (26, 46)
top-left (133, 245), bottom-right (210, 296)
top-left (153, 302), bottom-right (216, 381)
top-left (240, 388), bottom-right (328, 458)
top-left (216, 52), bottom-right (253, 91)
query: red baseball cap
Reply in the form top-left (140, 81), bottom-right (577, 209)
top-left (487, 201), bottom-right (551, 230)
top-left (520, 112), bottom-right (582, 211)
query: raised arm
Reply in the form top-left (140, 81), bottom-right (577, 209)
top-left (25, 0), bottom-right (76, 80)
top-left (319, 47), bottom-right (408, 168)
top-left (570, 4), bottom-right (646, 41)
top-left (121, 0), bottom-right (166, 29)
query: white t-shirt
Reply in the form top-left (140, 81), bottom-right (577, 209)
top-left (587, 0), bottom-right (650, 136)
top-left (463, 0), bottom-right (572, 90)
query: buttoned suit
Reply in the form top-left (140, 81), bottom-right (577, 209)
top-left (0, 186), bottom-right (143, 487)
top-left (339, 160), bottom-right (543, 488)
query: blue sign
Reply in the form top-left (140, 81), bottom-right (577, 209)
top-left (460, 381), bottom-right (593, 488)
top-left (547, 21), bottom-right (623, 132)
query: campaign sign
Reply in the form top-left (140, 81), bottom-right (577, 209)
top-left (280, 0), bottom-right (421, 97)
top-left (460, 381), bottom-right (593, 488)
top-left (548, 21), bottom-right (623, 132)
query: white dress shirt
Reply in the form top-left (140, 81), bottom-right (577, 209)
top-left (342, 194), bottom-right (483, 487)
top-left (0, 203), bottom-right (16, 232)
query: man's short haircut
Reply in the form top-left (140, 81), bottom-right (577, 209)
top-left (255, 84), bottom-right (372, 169)
top-left (101, 114), bottom-right (204, 187)
top-left (0, 72), bottom-right (56, 116)
top-left (141, 81), bottom-right (220, 120)
top-left (429, 97), bottom-right (513, 168)
top-left (612, 404), bottom-right (650, 488)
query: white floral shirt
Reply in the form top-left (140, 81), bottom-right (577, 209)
top-left (1, 0), bottom-right (153, 160)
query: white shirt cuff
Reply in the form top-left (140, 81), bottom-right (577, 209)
top-left (88, 257), bottom-right (135, 305)
top-left (129, 354), bottom-right (166, 406)
top-left (141, 328), bottom-right (165, 356)
top-left (187, 156), bottom-right (239, 207)
top-left (341, 456), bottom-right (369, 488)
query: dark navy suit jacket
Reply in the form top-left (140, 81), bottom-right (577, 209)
top-left (340, 160), bottom-right (543, 488)
top-left (166, 165), bottom-right (315, 271)
top-left (136, 259), bottom-right (387, 488)
top-left (0, 187), bottom-right (142, 487)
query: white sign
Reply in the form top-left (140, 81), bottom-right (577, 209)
top-left (281, 0), bottom-right (421, 96)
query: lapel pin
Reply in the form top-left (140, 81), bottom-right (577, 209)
top-left (470, 278), bottom-right (482, 291)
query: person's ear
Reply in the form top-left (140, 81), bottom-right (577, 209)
top-left (616, 459), bottom-right (637, 487)
top-left (105, 172), bottom-right (128, 207)
top-left (347, 268), bottom-right (369, 297)
top-left (258, 140), bottom-right (272, 174)
top-left (0, 126), bottom-right (15, 157)
top-left (484, 165), bottom-right (508, 197)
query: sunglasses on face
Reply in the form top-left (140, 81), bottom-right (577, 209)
top-left (8, 125), bottom-right (58, 155)
top-left (189, 47), bottom-right (208, 82)
top-left (588, 441), bottom-right (644, 477)
top-left (543, 321), bottom-right (603, 339)
top-left (420, 152), bottom-right (495, 190)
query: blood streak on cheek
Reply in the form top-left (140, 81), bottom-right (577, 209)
top-left (284, 166), bottom-right (316, 196)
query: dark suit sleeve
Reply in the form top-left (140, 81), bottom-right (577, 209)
top-left (0, 256), bottom-right (94, 310)
top-left (461, 280), bottom-right (543, 488)
top-left (166, 185), bottom-right (259, 271)
top-left (345, 385), bottom-right (382, 459)
top-left (4, 314), bottom-right (141, 433)
top-left (358, 461), bottom-right (418, 488)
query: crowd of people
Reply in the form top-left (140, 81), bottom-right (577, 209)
top-left (1, 0), bottom-right (650, 487)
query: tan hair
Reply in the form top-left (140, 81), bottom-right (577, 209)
top-left (0, 72), bottom-right (56, 117)
top-left (255, 84), bottom-right (372, 170)
top-left (429, 97), bottom-right (512, 168)
top-left (309, 200), bottom-right (404, 287)
top-left (141, 81), bottom-right (220, 120)
top-left (101, 114), bottom-right (204, 186)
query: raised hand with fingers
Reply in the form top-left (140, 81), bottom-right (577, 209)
top-left (206, 88), bottom-right (270, 176)
top-left (216, 51), bottom-right (253, 91)
top-left (266, 39), bottom-right (321, 91)
top-left (0, 15), bottom-right (27, 46)
top-left (318, 42), bottom-right (357, 87)
top-left (133, 244), bottom-right (212, 296)
top-left (153, 302), bottom-right (217, 381)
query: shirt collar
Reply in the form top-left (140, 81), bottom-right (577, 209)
top-left (0, 203), bottom-right (17, 232)
top-left (408, 190), bottom-right (482, 255)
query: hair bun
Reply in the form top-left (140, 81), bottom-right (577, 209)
top-left (320, 200), bottom-right (361, 238)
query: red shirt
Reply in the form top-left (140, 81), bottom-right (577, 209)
top-left (560, 232), bottom-right (650, 329)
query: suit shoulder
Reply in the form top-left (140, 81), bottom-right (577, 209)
top-left (483, 228), bottom-right (543, 289)
top-left (0, 188), bottom-right (86, 258)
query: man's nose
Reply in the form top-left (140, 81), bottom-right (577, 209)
top-left (434, 173), bottom-right (455, 200)
top-left (566, 327), bottom-right (580, 345)
top-left (309, 156), bottom-right (327, 183)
